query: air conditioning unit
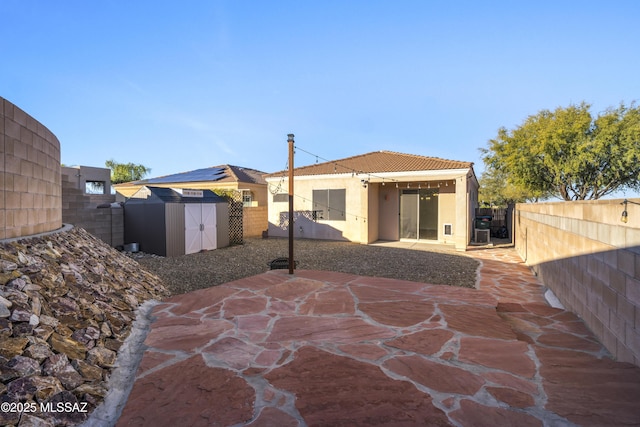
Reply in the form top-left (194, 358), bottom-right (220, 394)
top-left (475, 228), bottom-right (490, 244)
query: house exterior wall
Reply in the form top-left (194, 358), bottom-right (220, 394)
top-left (515, 199), bottom-right (640, 366)
top-left (267, 175), bottom-right (366, 242)
top-left (439, 184), bottom-right (456, 245)
top-left (266, 170), bottom-right (476, 249)
top-left (378, 184), bottom-right (399, 240)
top-left (1, 97), bottom-right (61, 239)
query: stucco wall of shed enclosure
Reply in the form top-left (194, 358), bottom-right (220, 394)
top-left (515, 199), bottom-right (640, 366)
top-left (1, 97), bottom-right (61, 239)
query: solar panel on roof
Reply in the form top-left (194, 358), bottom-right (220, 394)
top-left (143, 167), bottom-right (227, 184)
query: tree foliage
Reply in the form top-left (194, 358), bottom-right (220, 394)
top-left (481, 102), bottom-right (640, 201)
top-left (105, 159), bottom-right (151, 184)
top-left (478, 166), bottom-right (542, 206)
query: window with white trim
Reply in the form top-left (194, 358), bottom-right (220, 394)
top-left (312, 189), bottom-right (346, 221)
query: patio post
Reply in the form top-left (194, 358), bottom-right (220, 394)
top-left (288, 133), bottom-right (295, 274)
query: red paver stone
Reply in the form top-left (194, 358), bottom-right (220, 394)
top-left (386, 329), bottom-right (454, 355)
top-left (144, 318), bottom-right (233, 351)
top-left (295, 269), bottom-right (359, 284)
top-left (134, 351), bottom-right (175, 376)
top-left (237, 314), bottom-right (271, 332)
top-left (118, 355), bottom-right (254, 427)
top-left (536, 331), bottom-right (602, 352)
top-left (337, 343), bottom-right (389, 360)
top-left (440, 304), bottom-right (516, 340)
top-left (498, 313), bottom-right (542, 336)
top-left (420, 286), bottom-right (498, 306)
top-left (358, 301), bottom-right (436, 327)
top-left (254, 348), bottom-right (283, 367)
top-left (537, 346), bottom-right (640, 426)
top-left (163, 286), bottom-right (238, 316)
top-left (227, 271), bottom-right (292, 290)
top-left (202, 337), bottom-right (263, 370)
top-left (267, 316), bottom-right (396, 343)
top-left (450, 399), bottom-right (542, 427)
top-left (486, 386), bottom-right (535, 408)
top-left (246, 407), bottom-right (299, 427)
top-left (384, 355), bottom-right (485, 395)
top-left (265, 278), bottom-right (324, 300)
top-left (459, 337), bottom-right (536, 378)
top-left (265, 346), bottom-right (451, 426)
top-left (299, 288), bottom-right (356, 315)
top-left (269, 300), bottom-right (297, 315)
top-left (350, 284), bottom-right (418, 302)
top-left (223, 296), bottom-right (268, 316)
top-left (482, 372), bottom-right (539, 395)
top-left (351, 276), bottom-right (428, 293)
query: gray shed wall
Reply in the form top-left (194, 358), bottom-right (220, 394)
top-left (124, 203), bottom-right (167, 255)
top-left (216, 203), bottom-right (230, 249)
top-left (165, 203), bottom-right (186, 257)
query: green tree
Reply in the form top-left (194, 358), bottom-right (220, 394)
top-left (478, 166), bottom-right (542, 207)
top-left (105, 159), bottom-right (151, 184)
top-left (481, 102), bottom-right (640, 201)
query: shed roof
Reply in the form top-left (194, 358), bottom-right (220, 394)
top-left (127, 186), bottom-right (227, 204)
top-left (264, 151), bottom-right (473, 178)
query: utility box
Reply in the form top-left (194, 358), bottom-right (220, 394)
top-left (124, 186), bottom-right (229, 256)
top-left (475, 215), bottom-right (492, 230)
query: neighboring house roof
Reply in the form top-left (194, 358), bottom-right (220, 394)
top-left (121, 165), bottom-right (267, 186)
top-left (264, 151), bottom-right (473, 178)
top-left (127, 186), bottom-right (227, 204)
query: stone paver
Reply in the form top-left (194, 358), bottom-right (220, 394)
top-left (117, 247), bottom-right (640, 426)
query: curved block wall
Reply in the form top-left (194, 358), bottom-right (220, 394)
top-left (1, 97), bottom-right (61, 239)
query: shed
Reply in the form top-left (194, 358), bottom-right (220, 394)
top-left (124, 186), bottom-right (229, 256)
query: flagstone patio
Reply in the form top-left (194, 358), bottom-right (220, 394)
top-left (116, 247), bottom-right (640, 426)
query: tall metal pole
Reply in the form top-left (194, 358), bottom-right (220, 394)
top-left (287, 134), bottom-right (295, 274)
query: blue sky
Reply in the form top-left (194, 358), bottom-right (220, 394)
top-left (2, 1), bottom-right (639, 195)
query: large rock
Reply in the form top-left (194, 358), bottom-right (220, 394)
top-left (49, 333), bottom-right (87, 360)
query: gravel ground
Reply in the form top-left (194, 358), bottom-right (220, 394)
top-left (134, 237), bottom-right (479, 295)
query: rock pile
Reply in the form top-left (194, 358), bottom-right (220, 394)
top-left (1, 227), bottom-right (168, 426)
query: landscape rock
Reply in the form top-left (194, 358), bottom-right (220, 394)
top-left (0, 227), bottom-right (168, 426)
top-left (86, 346), bottom-right (117, 368)
top-left (5, 355), bottom-right (40, 377)
top-left (49, 333), bottom-right (87, 360)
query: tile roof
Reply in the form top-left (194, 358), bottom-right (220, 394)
top-left (128, 165), bottom-right (267, 186)
top-left (265, 151), bottom-right (473, 178)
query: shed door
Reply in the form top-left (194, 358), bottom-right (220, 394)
top-left (184, 204), bottom-right (218, 254)
top-left (201, 204), bottom-right (217, 251)
top-left (185, 204), bottom-right (202, 255)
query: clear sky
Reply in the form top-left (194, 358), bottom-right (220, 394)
top-left (2, 1), bottom-right (639, 195)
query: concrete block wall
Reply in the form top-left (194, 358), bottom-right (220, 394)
top-left (515, 199), bottom-right (640, 365)
top-left (61, 171), bottom-right (124, 247)
top-left (243, 206), bottom-right (268, 237)
top-left (1, 97), bottom-right (62, 239)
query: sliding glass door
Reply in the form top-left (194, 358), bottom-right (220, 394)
top-left (400, 189), bottom-right (438, 240)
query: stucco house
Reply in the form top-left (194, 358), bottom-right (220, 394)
top-left (265, 151), bottom-right (479, 251)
